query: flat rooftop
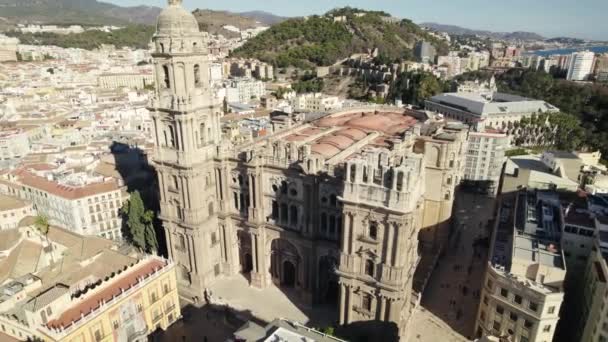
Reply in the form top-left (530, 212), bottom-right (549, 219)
top-left (427, 92), bottom-right (559, 116)
top-left (491, 191), bottom-right (564, 274)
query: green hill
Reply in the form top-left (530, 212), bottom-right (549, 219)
top-left (232, 8), bottom-right (449, 68)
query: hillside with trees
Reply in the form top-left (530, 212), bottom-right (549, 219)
top-left (495, 69), bottom-right (608, 155)
top-left (232, 7), bottom-right (449, 68)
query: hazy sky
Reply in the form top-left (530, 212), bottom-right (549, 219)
top-left (107, 0), bottom-right (607, 40)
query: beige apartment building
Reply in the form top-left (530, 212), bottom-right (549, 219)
top-left (148, 0), bottom-right (467, 338)
top-left (475, 190), bottom-right (566, 342)
top-left (575, 216), bottom-right (608, 342)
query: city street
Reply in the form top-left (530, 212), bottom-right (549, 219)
top-left (420, 190), bottom-right (495, 340)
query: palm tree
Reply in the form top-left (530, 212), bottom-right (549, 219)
top-left (34, 215), bottom-right (55, 264)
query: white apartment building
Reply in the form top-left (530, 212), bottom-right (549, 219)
top-left (566, 51), bottom-right (595, 81)
top-left (437, 52), bottom-right (462, 78)
top-left (475, 190), bottom-right (566, 342)
top-left (0, 129), bottom-right (31, 161)
top-left (0, 34), bottom-right (19, 62)
top-left (209, 63), bottom-right (223, 82)
top-left (291, 93), bottom-right (342, 113)
top-left (225, 78), bottom-right (266, 104)
top-left (98, 73), bottom-right (155, 90)
top-left (0, 170), bottom-right (126, 240)
top-left (464, 129), bottom-right (510, 194)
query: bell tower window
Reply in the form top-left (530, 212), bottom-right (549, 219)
top-left (168, 125), bottom-right (176, 148)
top-left (194, 64), bottom-right (201, 87)
top-left (199, 123), bottom-right (206, 145)
top-left (163, 65), bottom-right (170, 89)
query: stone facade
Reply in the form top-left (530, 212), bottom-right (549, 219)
top-left (149, 0), bottom-right (467, 337)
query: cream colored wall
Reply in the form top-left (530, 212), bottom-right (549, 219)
top-left (54, 269), bottom-right (180, 342)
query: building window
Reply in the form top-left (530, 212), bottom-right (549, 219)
top-left (529, 302), bottom-right (538, 312)
top-left (365, 259), bottom-right (374, 277)
top-left (548, 306), bottom-right (555, 314)
top-left (290, 205), bottom-right (298, 226)
top-left (493, 321), bottom-right (501, 333)
top-left (369, 222), bottom-right (378, 240)
top-left (543, 325), bottom-right (551, 332)
top-left (509, 312), bottom-right (518, 321)
top-left (194, 64), bottom-right (201, 86)
top-left (524, 320), bottom-right (533, 329)
top-left (496, 305), bottom-right (504, 315)
top-left (179, 235), bottom-right (186, 250)
top-left (514, 295), bottom-right (522, 305)
top-left (163, 65), bottom-right (170, 88)
top-left (362, 293), bottom-right (372, 312)
top-left (320, 212), bottom-right (327, 232)
top-left (272, 201), bottom-right (278, 220)
top-left (172, 175), bottom-right (179, 191)
top-left (500, 288), bottom-right (508, 298)
top-left (330, 194), bottom-right (337, 207)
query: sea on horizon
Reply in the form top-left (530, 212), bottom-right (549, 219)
top-left (529, 45), bottom-right (608, 57)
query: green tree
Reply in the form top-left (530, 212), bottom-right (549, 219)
top-left (389, 71), bottom-right (447, 107)
top-left (34, 215), bottom-right (55, 263)
top-left (143, 210), bottom-right (158, 253)
top-left (121, 191), bottom-right (158, 253)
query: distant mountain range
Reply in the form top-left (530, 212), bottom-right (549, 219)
top-left (420, 22), bottom-right (546, 41)
top-left (0, 0), bottom-right (286, 29)
top-left (0, 0), bottom-right (161, 26)
top-left (192, 9), bottom-right (286, 38)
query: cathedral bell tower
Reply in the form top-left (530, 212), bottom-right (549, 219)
top-left (149, 0), bottom-right (223, 301)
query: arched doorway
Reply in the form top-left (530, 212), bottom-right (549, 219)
top-left (238, 231), bottom-right (253, 276)
top-left (270, 239), bottom-right (300, 288)
top-left (318, 256), bottom-right (339, 304)
top-left (283, 260), bottom-right (296, 287)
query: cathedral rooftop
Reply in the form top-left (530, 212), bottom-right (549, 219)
top-left (283, 109), bottom-right (420, 160)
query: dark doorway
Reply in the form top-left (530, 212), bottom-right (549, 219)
top-left (283, 260), bottom-right (296, 287)
top-left (318, 256), bottom-right (339, 304)
top-left (270, 239), bottom-right (300, 287)
top-left (238, 231), bottom-right (253, 276)
top-left (244, 253), bottom-right (253, 273)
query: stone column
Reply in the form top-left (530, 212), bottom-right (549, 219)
top-left (379, 296), bottom-right (387, 321)
top-left (251, 232), bottom-right (259, 273)
top-left (346, 285), bottom-right (354, 324)
top-left (341, 213), bottom-right (350, 251)
top-left (339, 284), bottom-right (347, 325)
top-left (385, 222), bottom-right (393, 266)
top-left (348, 213), bottom-right (356, 254)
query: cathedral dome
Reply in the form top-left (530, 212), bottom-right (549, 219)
top-left (156, 0), bottom-right (200, 36)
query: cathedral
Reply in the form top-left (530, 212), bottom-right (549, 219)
top-left (149, 0), bottom-right (467, 338)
